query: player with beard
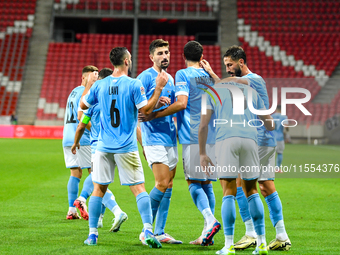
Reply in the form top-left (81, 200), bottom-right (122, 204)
top-left (136, 39), bottom-right (182, 244)
top-left (203, 45), bottom-right (291, 252)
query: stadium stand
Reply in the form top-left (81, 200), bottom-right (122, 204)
top-left (36, 33), bottom-right (132, 120)
top-left (54, 0), bottom-right (134, 11)
top-left (0, 0), bottom-right (36, 116)
top-left (236, 0), bottom-right (340, 124)
top-left (139, 0), bottom-right (219, 13)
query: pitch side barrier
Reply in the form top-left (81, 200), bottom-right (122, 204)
top-left (0, 125), bottom-right (63, 139)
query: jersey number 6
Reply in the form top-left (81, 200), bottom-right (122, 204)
top-left (110, 99), bottom-right (120, 128)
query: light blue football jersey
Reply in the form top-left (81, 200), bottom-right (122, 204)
top-left (62, 86), bottom-right (91, 147)
top-left (83, 75), bottom-right (147, 153)
top-left (244, 72), bottom-right (276, 147)
top-left (208, 82), bottom-right (265, 143)
top-left (137, 68), bottom-right (177, 147)
top-left (83, 103), bottom-right (100, 154)
top-left (175, 67), bottom-right (216, 145)
top-left (272, 113), bottom-right (287, 141)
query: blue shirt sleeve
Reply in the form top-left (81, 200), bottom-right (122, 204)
top-left (175, 70), bottom-right (189, 97)
top-left (84, 81), bottom-right (99, 107)
top-left (132, 79), bottom-right (148, 109)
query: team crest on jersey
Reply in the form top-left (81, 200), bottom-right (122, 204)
top-left (140, 86), bottom-right (145, 95)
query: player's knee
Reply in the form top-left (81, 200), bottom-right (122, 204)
top-left (167, 179), bottom-right (174, 189)
top-left (155, 180), bottom-right (169, 192)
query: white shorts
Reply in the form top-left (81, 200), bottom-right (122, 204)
top-left (215, 137), bottom-right (260, 180)
top-left (258, 146), bottom-right (276, 181)
top-left (182, 144), bottom-right (217, 181)
top-left (92, 150), bottom-right (145, 186)
top-left (63, 145), bottom-right (91, 169)
top-left (144, 145), bottom-right (178, 171)
top-left (276, 140), bottom-right (285, 154)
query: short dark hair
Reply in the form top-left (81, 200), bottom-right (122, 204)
top-left (82, 65), bottom-right (98, 74)
top-left (149, 39), bottom-right (169, 55)
top-left (183, 41), bottom-right (203, 62)
top-left (109, 47), bottom-right (129, 67)
top-left (98, 68), bottom-right (113, 80)
top-left (223, 45), bottom-right (247, 64)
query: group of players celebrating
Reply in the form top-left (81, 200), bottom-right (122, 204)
top-left (62, 39), bottom-right (292, 255)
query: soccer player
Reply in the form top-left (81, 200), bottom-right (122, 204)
top-left (62, 65), bottom-right (98, 220)
top-left (272, 105), bottom-right (288, 168)
top-left (136, 39), bottom-right (182, 244)
top-left (222, 46), bottom-right (291, 251)
top-left (79, 47), bottom-right (168, 247)
top-left (72, 68), bottom-right (128, 231)
top-left (199, 79), bottom-right (274, 255)
top-left (140, 41), bottom-right (222, 246)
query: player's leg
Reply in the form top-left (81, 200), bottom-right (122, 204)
top-left (115, 151), bottom-right (161, 248)
top-left (84, 182), bottom-right (108, 245)
top-left (234, 176), bottom-right (257, 250)
top-left (67, 167), bottom-right (82, 219)
top-left (215, 178), bottom-right (237, 255)
top-left (241, 140), bottom-right (267, 255)
top-left (64, 146), bottom-right (82, 219)
top-left (153, 146), bottom-right (182, 244)
top-left (84, 150), bottom-right (115, 245)
top-left (276, 140), bottom-right (285, 168)
top-left (258, 146), bottom-right (290, 251)
top-left (74, 146), bottom-right (92, 220)
top-left (101, 189), bottom-right (128, 232)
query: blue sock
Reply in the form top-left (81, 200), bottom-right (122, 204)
top-left (222, 195), bottom-right (236, 235)
top-left (265, 191), bottom-right (283, 227)
top-left (136, 191), bottom-right (152, 225)
top-left (100, 204), bottom-right (106, 215)
top-left (247, 193), bottom-right (265, 236)
top-left (80, 174), bottom-right (94, 200)
top-left (189, 183), bottom-right (210, 213)
top-left (88, 196), bottom-right (103, 229)
top-left (154, 188), bottom-right (172, 235)
top-left (236, 187), bottom-right (251, 222)
top-left (67, 176), bottom-right (80, 207)
top-left (276, 153), bottom-right (283, 167)
top-left (102, 189), bottom-right (118, 211)
top-left (202, 184), bottom-right (216, 215)
top-left (149, 187), bottom-right (165, 223)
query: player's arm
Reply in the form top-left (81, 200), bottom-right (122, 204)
top-left (80, 71), bottom-right (99, 110)
top-left (139, 71), bottom-right (168, 115)
top-left (259, 114), bottom-right (275, 131)
top-left (136, 126), bottom-right (142, 146)
top-left (199, 109), bottom-right (214, 174)
top-left (216, 77), bottom-right (249, 86)
top-left (71, 114), bottom-right (91, 154)
top-left (200, 59), bottom-right (220, 81)
top-left (153, 95), bottom-right (188, 119)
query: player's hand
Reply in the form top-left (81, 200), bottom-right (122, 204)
top-left (200, 154), bottom-right (214, 177)
top-left (138, 111), bottom-right (156, 122)
top-left (86, 71), bottom-right (99, 87)
top-left (200, 59), bottom-right (214, 74)
top-left (71, 143), bottom-right (80, 154)
top-left (155, 96), bottom-right (171, 109)
top-left (155, 70), bottom-right (169, 89)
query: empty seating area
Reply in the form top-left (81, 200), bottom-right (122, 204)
top-left (0, 0), bottom-right (36, 32)
top-left (237, 0), bottom-right (340, 77)
top-left (140, 0), bottom-right (218, 13)
top-left (37, 34), bottom-right (132, 120)
top-left (54, 0), bottom-right (134, 11)
top-left (137, 34), bottom-right (222, 79)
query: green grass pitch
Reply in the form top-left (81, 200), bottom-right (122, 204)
top-left (0, 138), bottom-right (339, 254)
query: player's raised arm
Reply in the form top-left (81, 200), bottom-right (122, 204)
top-left (200, 59), bottom-right (220, 81)
top-left (259, 114), bottom-right (275, 131)
top-left (139, 70), bottom-right (168, 115)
